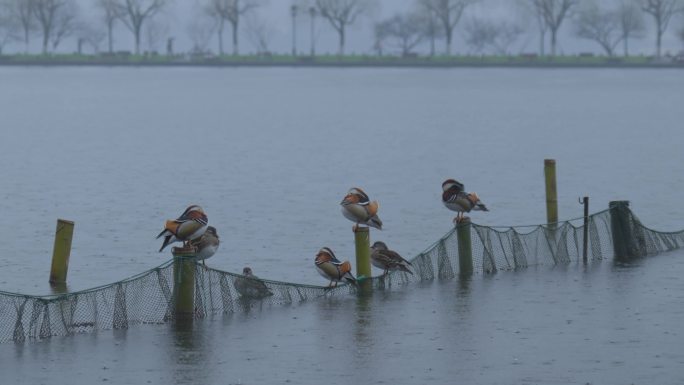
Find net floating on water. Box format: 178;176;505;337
1;205;682;343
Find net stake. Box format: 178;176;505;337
544;159;558;227
457;217;473;275
354;226;373;293
172;246;196;319
49;219;74;287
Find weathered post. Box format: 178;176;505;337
457;218;473;275
49;219;74;286
172;248;196;318
581;197;589;263
544;159;558;226
354;226;372;291
609;200;634;261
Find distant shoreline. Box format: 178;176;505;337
1;54;682;69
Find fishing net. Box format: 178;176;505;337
1;203;682;343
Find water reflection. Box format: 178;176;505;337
166;320;213;385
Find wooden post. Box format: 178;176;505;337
544;159;558;226
581;197;589;263
609;200;634;262
49;219;74;286
354;226;372;291
457;218;473;275
172;248;196;318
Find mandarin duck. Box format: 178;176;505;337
441;179;488;224
234;267;274;299
340;187;383;230
157;205;208;252
370;241;413;275
188;226;219;264
315;247;356;287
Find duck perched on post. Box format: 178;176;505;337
340;187;383;231
188;226;220;264
314;247;356;287
157;205;208;252
441;179;488;224
370;241;413;276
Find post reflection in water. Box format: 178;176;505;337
168;319;213;385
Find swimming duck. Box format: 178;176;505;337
157;205;208;252
441;179;488;223
188;226;219;264
370;241;413;275
234;267;274;299
340;187;383;230
314;247;356;287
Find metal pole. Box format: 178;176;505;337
457;218;473;275
544;159;558;227
581;196;589;263
49;219;74;286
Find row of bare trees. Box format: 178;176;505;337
373;0;684;58
0;0;683;57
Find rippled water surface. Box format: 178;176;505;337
0;67;683;384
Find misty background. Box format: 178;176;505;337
1;0;683;58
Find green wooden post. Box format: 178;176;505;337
49;219;74;286
172;249;196;318
457;218;473;275
544;159;558;226
610;200;634;261
354;226;372;290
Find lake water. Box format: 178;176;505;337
0;67;683;384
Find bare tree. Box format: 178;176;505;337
96;0;122;54
315;0;375;55
0;5;17;54
528;0;578;56
518;0;548;55
416;5;444;57
49;1;79;52
204;0;228;55
4;0;35;54
374;13;425;56
33;0;78;54
144;19;167;53
574;1;622;56
222;0;262;56
116;0;168;55
464;17;524;55
76;23;106;53
640;0;684;57
619;0;645;56
244;14;274;55
309;5;317;56
419;0;479;56
187;13;216;54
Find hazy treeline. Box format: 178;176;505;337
0;0;682;57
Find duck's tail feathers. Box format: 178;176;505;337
158;235;173;252
367;215;383;230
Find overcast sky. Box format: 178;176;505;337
4;0;684;56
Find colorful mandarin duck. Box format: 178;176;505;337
233;267;273;299
315;247;356;287
340;187;383;230
441;179;488;224
157;205;208;252
188;226;219;264
370;241;413;275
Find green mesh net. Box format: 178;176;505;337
1;204;683;343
